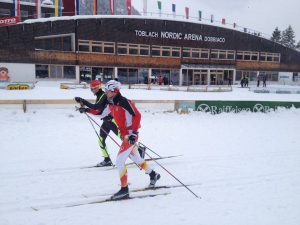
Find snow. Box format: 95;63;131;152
0;81;300;225
1;81;300;102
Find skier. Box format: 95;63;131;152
74;80;117;167
104;79;160;200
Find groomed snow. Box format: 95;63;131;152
1;81;300;102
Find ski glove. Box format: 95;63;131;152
78;107;88;113
127;131;138;145
75;97;83;103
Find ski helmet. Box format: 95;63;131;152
90;80;101;88
105;80;121;93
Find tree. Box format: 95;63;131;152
296;41;300;51
281;25;296;48
270;27;281;43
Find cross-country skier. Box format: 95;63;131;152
104;79;160;200
74;80;117;167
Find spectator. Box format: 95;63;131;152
263;75;267;87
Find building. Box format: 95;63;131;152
0;15;300;85
0;0;55;20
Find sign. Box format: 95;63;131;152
195;101;300;114
135;30;225;43
0;17;19;27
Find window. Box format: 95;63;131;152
64;66;76;79
35;35;73;51
211;49;235;60
236;51;259;61
183;48;209;59
260;52;280;63
151;45;181;58
78;40;115;54
36;65;49;79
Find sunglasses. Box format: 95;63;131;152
90;87;98;91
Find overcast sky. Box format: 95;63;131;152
132;0;300;42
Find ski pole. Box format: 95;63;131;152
79;108;141;169
79;113;162;158
145;151;200;199
138;142;162;158
83;111;115;167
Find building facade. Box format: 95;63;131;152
0;16;300;85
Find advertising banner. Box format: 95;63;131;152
0;17;19;27
195;101;300;114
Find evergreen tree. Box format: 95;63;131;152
281;25;296;48
270;27;281;43
296;41;300;51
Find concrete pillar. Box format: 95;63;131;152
179;69;183;86
114;67;118;79
75;65;80;83
207;69;210;85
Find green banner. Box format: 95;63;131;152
195;101;300;114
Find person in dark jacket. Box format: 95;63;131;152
104;80;160;200
75;80;117;167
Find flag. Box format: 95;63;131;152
110;0;115;15
172;4;176;18
36;0;41;18
221;18;225;25
198;10;202;21
185;7;189;19
93;0;97;15
143;0;147;15
59;0;62;16
54;0;59;16
157;1;161;16
13;0;20;19
233;23;236;28
126;0;132;15
210;14;214;23
244;28;247;32
75;0;80;15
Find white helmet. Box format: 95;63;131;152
105;80;121;93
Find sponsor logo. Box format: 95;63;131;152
196;103;283;114
0;17;18;27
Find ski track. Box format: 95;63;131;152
0;108;300;225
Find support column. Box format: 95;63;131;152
114;67;118;79
179;69;183;86
75;65;80;83
207;69;210;85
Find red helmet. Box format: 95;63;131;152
90;80;101;88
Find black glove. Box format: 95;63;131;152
75;97;83;103
78;107;88;114
127;131;138;145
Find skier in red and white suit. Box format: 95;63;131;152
104;80;160;200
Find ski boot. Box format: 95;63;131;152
96;157;113;167
149;170;161;187
111;186;129;200
138;145;146;159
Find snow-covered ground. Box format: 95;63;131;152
0;82;300;225
1;81;300;102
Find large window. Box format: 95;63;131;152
78;40;115;54
36;65;76;79
182;48;209;59
260;52;280;63
210;49;235;60
35;35;73;51
117;43;150;56
151;46;181;58
236;51;259;61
